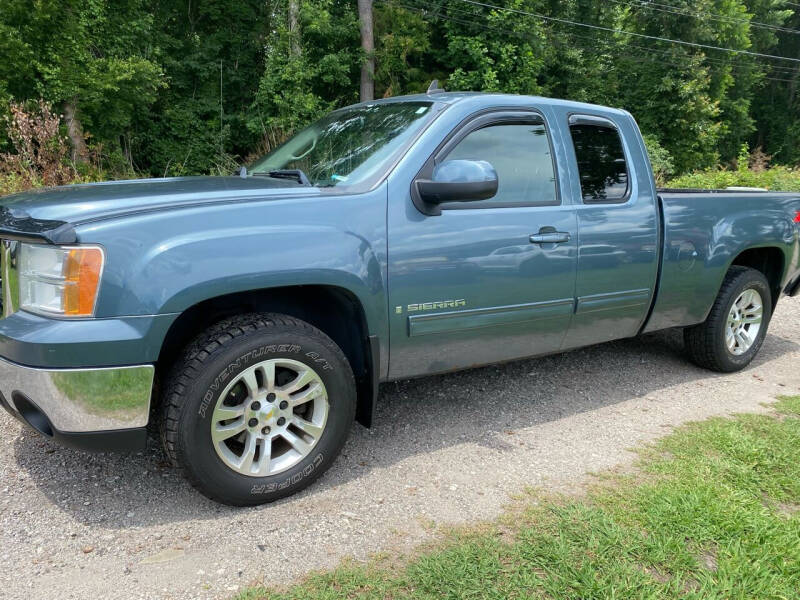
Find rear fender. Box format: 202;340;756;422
644;201;797;332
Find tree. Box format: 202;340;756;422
358;0;375;101
1;0;798;179
751;3;800;164
132;0;272;175
0;0;163;165
289;0;302;57
249;0;360;151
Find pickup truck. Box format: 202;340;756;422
1;91;799;506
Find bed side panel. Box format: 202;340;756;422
643;192;800;332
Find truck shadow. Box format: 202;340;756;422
8;326;800;527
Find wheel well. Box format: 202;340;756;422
155;285;375;426
731;247;784;308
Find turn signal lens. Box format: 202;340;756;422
19;244;105;317
63;248;104;316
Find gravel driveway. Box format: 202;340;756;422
2;298;799;600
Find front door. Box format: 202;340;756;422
387;109;578;379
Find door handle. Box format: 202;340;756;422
530;231;571;244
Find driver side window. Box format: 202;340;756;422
442;121;559;208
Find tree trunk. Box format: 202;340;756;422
288;0;301;58
358;0;374;102
63;99;88;164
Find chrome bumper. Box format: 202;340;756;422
0;356;154;433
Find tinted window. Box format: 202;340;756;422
443;122;558;207
569;123;629;203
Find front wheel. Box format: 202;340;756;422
160;313;355;506
684;266;772;373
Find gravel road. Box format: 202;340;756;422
2;298;799;600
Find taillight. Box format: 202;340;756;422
795;210;800;223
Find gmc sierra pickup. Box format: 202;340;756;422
0;91;799;505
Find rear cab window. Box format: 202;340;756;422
568;116;629;204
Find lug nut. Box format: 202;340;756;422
250;401;261;411
279;400;288;409
277;417;286;426
267;393;276;402
248;418;259;427
261;426;271;435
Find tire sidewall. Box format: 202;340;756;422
175;327;354;505
715;272;772;371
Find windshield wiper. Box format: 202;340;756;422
252;169;312;187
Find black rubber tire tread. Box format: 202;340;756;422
683;266;772;373
159;312;355;505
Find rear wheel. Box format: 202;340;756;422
684;266;772;372
160;313;355;506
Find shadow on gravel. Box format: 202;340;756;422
10;328;800;527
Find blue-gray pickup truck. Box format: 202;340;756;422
1;91;799;505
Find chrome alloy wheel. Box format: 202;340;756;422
210;358;329;477
726;288;763;356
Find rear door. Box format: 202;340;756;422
555;111;660;350
387;108;578;379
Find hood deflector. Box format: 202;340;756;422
0;207;77;244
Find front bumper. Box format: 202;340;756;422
0;356;153;451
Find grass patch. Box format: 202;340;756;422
237;396;800;599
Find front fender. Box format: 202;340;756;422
79;188;388;352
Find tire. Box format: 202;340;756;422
684;266;772;373
160;313;355;506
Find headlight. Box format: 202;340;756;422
18;244;105;317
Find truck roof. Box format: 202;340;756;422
347;91;631;118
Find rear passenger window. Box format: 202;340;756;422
443;122;558;207
569;122;629;203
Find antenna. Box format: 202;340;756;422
427;79;445;94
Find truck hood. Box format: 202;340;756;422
0;176;319;244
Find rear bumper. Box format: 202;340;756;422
0;356;153;452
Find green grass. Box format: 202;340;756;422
237;396;800;599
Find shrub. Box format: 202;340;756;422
643;134;675;187
667;165;800;192
0;100;76;194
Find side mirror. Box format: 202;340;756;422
414;159;498;215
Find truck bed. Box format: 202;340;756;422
642;189;800;333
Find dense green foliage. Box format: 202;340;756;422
237;396;800;598
669;165;800;190
669;144;800;190
1;0;799;180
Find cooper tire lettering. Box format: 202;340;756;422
249;453;325;495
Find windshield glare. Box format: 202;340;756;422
249;101;435;188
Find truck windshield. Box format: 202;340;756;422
249;101;436;188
